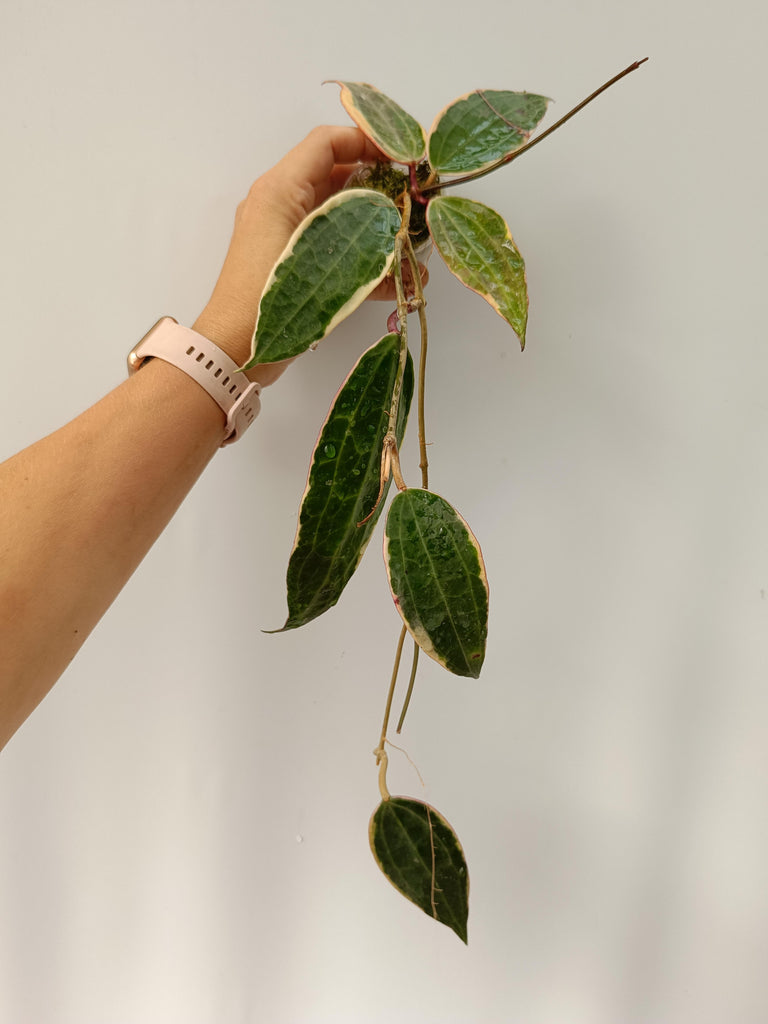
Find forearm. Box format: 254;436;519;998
0;356;228;749
0;125;385;750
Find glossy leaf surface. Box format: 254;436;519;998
428;89;550;174
279;334;413;630
370;797;469;943
427;195;528;348
384;489;488;678
332;81;426;164
244;190;400;367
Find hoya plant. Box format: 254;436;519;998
242;59;647;943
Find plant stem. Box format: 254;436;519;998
396;643;420;734
372;198;417;800
374;623;408;800
375;188;437;766
378;624;407;747
381;193;413;494
403;237;430;490
376;749;391;802
393;234;430;735
357;195;414;527
386;192;414;440
421;58;648;196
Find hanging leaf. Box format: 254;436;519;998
276;334;413;630
331;81;426;164
384;489;488;678
369;796;469;943
427;195;528;348
428;89;550;175
243;190;401;368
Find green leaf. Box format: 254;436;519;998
427;195;528;348
243;190;401;367
369;797;469;943
428;89;550;175
278;334;413;630
331;81;426;164
384;489;488;678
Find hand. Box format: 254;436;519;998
193;126;427;386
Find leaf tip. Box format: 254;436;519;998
262;616;303;634
468;654;484;679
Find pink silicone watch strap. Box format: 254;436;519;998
128;318;261;445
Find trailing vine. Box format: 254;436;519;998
242;59;647;942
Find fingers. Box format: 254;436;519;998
312;163;370;207
329;163;369;193
196;127;398;367
368;278;398;302
322;124;385;167
285;126;383;191
275;126;386;210
368;263;429;301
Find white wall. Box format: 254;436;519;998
1;1;766;1021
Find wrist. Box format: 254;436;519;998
128;318;261;445
192;306;254;372
192;307;296;389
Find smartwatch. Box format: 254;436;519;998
127;317;261;445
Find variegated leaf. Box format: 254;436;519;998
370;797;469;943
427;195;528;348
278;333;413;630
331;81;426;164
384;489;488;678
243;190;400;367
428;89;550;175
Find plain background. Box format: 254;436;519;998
1;1;766;1022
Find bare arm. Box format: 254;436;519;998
0;126;386;751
